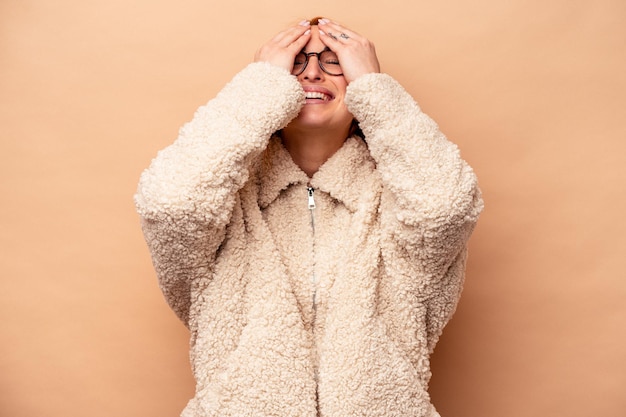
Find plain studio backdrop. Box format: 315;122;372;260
1;1;625;416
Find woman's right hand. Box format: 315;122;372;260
254;20;311;73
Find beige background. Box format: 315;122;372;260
1;1;625;416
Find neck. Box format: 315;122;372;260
281;125;350;178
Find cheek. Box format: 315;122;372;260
335;79;348;95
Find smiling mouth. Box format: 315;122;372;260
305;91;333;101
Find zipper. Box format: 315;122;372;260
307;186;319;414
307;186;317;307
307;186;316;210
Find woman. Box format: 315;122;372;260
135;17;483;417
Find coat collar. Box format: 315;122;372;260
257;135;377;212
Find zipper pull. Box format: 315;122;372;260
307;187;316;210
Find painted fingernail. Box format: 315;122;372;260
304;29;311;35
319;18;330;24
299;19;310;26
319;30;326;35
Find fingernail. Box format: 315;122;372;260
319;18;330;24
319;30;326;35
304;29;311;35
299;19;310;26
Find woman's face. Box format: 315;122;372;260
285;26;353;135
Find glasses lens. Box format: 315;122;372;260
292;52;307;75
319;50;342;75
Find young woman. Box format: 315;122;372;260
135;17;483;417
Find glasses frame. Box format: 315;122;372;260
292;48;343;76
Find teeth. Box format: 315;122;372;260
305;91;331;101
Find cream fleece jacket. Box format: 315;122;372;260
135;62;483;417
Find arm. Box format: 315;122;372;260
346;73;483;350
318;18;482;348
134;62;304;323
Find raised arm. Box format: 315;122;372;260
346;72;483;349
135;21;316;324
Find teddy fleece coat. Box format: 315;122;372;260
135;62;483;417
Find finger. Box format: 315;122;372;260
272;21;310;47
288;29;311;52
318;19;360;41
318;29;340;47
254;22;311;70
318;28;349;51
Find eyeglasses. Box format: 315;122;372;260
292;48;343;76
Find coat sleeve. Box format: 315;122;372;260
134;62;305;324
345;73;483;351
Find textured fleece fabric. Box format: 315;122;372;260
135;62;483;417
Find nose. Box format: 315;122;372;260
299;55;324;81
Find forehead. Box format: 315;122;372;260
303;26;325;53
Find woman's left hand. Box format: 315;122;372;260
317;19;381;83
